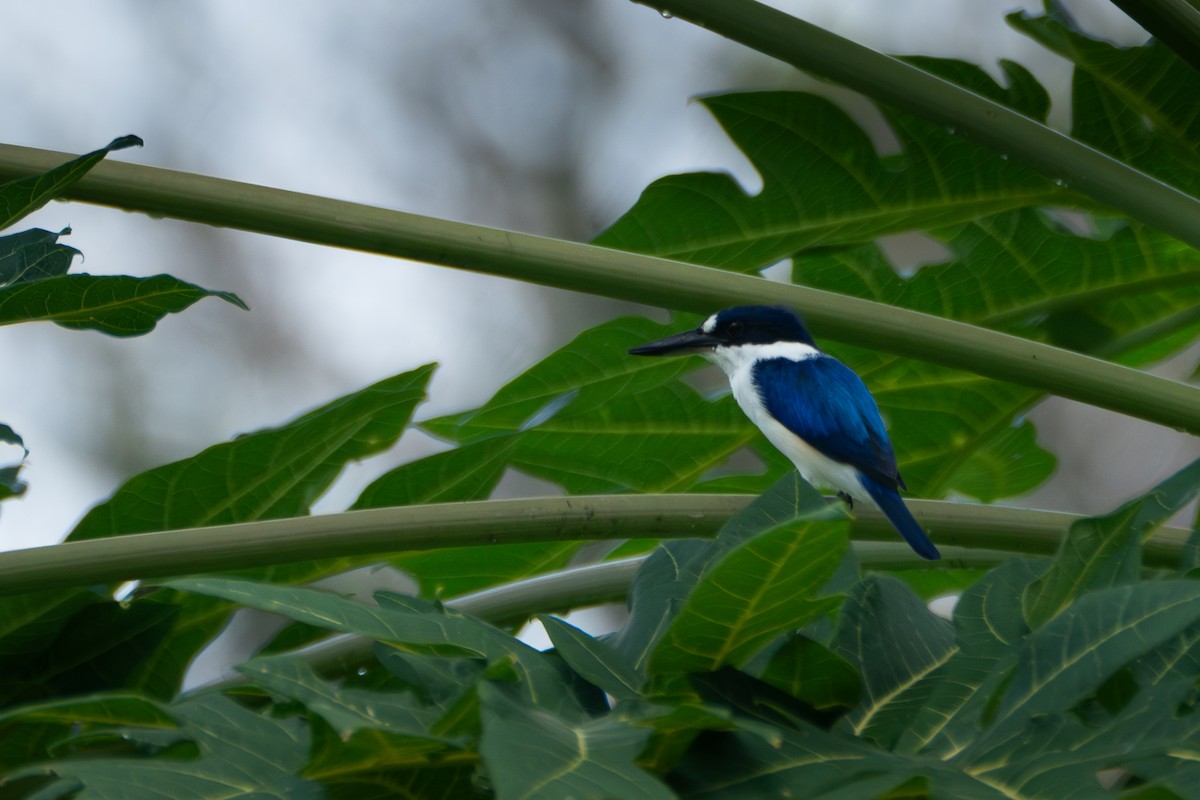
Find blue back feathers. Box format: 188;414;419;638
753;356;904;490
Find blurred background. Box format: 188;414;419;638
0;0;1195;560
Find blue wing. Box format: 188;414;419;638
753;356;903;490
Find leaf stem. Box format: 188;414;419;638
1105;0;1200;73
0;495;1188;596
0;145;1197;433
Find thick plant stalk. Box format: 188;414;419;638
0;145;1198;434
0;495;1188;596
1106;0;1200;73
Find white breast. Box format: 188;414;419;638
706;344;867;501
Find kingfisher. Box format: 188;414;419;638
629;305;940;560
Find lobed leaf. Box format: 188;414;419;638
1022;458;1200;628
648;514;846;676
479;682;673;800
595;87;1066;267
71;364;434;539
831;575;957;749
615;473;828;673
539;615;642;701
1009;11;1200;196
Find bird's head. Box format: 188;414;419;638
629;305;817;359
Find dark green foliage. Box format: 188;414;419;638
0;144;244;338
1;6;1199;799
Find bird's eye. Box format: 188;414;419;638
725;320;745;338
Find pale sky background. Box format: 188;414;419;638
1;0;1195;560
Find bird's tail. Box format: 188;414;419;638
859;475;940;560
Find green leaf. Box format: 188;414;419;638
595;89;1065;267
167;578;480;657
670;728;932;800
479;681;673;800
423;315;759;496
757;634;862;712
353;438;513;508
0;591;179;708
0;273;247;337
0;465;26;503
0;693;175;772
832;575;957;749
615;473;827;673
648;513;846;676
238;654;464;780
0;135;141;231
238;654;450;742
0;228;78;286
423;315;697;442
71;364;434;540
961;580;1200;765
1009;11;1200;195
895;558;1043;757
48;366;434;700
167;578;599;721
1023;458;1200;628
798;211;1200;499
539;615;642;701
507;381;755;494
8;694;319;799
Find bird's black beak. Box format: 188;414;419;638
628;328;719;356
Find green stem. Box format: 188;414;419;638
287;542;1048;678
0;146;1197;433
639;0;1200;250
1105;0;1200;73
0;495;1188;597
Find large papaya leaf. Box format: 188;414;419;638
1009;9;1200;196
0;135;141;231
594;79;1068;267
647;514;846;676
71;365;434;540
6;694;320;800
1022;458;1200;628
367;317;758;598
798;211;1200;496
615;473;830;674
479;682;673;800
168;577;600;722
0;366;435;703
418;315;760;500
570;38;1197;502
830;575;958;750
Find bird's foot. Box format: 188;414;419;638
836;491;854;509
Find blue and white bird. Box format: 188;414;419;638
629;305;939;560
